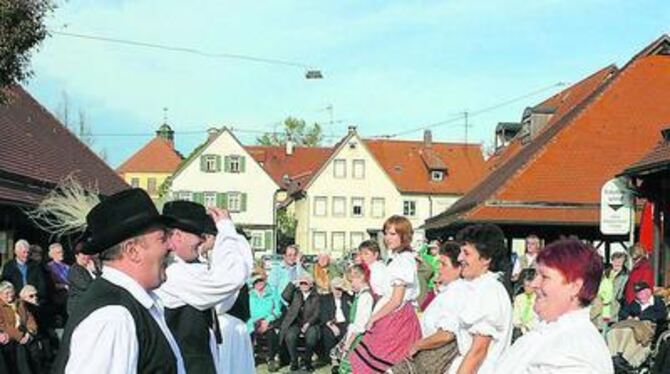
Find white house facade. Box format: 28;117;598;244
169;128;278;252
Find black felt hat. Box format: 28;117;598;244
83;188;173;255
203;215;217;235
634;281;651;293
162;200;208;236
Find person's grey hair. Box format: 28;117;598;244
99;237;140;262
14;239;29;252
0;281;15;293
19;285;37;300
49;242;63;254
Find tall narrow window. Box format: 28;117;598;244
351;197;364;217
314;197;327;216
403;200;417;217
333;159;346;178
332;197;346;217
352;159;365;179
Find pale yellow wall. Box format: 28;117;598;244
123;172;172;199
295;134;401;256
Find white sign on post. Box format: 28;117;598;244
600;178;632;235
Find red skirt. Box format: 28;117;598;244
350;303;421;374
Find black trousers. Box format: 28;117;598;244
0;341;33;374
255;327;280;362
285;325;320;365
320;322;347;360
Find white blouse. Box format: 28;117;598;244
385;250;419;302
368;260;390;298
420;278;467;336
447;271;513;374
346;287;374;339
495;308;614;373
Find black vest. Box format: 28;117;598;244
52;278;179;374
165;305;216;374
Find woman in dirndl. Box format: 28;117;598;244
350;215;422;374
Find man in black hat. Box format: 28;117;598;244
157;201;253;374
53;188;186;374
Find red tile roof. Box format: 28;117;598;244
426;36;670;230
486;65;617;172
365;140;486;194
245;145;332;189
117;136;183;174
621;132;670;176
0;85;128;205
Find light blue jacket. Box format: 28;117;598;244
267;261;306;303
247;285;282;332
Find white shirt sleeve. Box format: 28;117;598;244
65;306;138;374
460;284;506;340
387;253;415;287
159;220;254;310
348;292;374;336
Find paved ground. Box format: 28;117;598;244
255;362;332;374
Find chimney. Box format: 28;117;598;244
207;127;220;141
423;130;433;148
348;125;357;134
286;139;294;155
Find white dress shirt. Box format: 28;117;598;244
157;219;254;311
368;260;390;298
334;297;346;323
495;308;614;373
448;271;513;374
156;219;253;368
420;278;467;336
65;266;186;374
346;287;374;339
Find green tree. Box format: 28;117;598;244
257;116;323;146
0;0;54;101
276;208;297;250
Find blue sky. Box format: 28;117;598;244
25;0;670;167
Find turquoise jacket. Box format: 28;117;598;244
267;261;306;303
247;285;282;333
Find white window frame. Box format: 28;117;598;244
351;197;364;218
204;192;217;208
371;197;385;218
204;155;217;172
250;231;264;249
333;159;347;178
227;192;241;212
332;232;345;251
130;178;140;188
314;196;327;217
178;191;193;201
229;155;241;173
431;170;444;181
313;231;327;250
352;159;365;179
350;232;365;249
403;200;417;217
332;196;346;217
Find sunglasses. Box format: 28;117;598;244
299;281;310;286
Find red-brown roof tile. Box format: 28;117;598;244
0;85;128;205
365;140;486;195
621;132;670;176
245;145;332;188
427;36;670;230
117;137;183;174
486;65;617;172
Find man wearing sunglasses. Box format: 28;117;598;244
278;274;321;372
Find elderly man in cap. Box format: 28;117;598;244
156;201;253;374
280;273;321;372
53;188;186;374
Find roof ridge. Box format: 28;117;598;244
437;65;617;220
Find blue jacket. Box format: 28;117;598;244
247;285;282;333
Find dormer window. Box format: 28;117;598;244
431;170;444;181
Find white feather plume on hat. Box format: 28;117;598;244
26;174;100;238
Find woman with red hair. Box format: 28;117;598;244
496;239;613;373
350;215;422;373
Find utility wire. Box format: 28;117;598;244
49;30;313;69
375;81;567;138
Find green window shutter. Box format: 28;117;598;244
241;193;247;212
217;192;228;208
200;155;207;171
240;156;246;173
264;230;272;250
224;156;231;172
215;155;222;172
193;192;204;204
